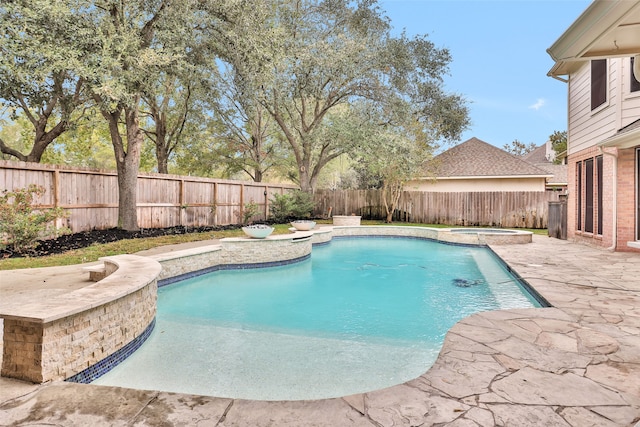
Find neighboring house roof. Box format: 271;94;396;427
533;163;568;186
522;144;549;163
430;137;552;178
547;0;640;78
522;143;568;186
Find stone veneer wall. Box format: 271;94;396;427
2;285;156;383
154;232;320;282
1;255;160;384
330;226;532;245
218;235;312;265
332;216;361;226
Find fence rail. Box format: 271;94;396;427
314;189;561;228
0;160;298;232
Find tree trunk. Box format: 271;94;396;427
118;105;143;231
0;118;67;163
102;100;142;231
299;166;312;192
383;181;402;223
154;110;169;174
155;136;169;174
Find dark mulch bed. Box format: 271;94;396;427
0;225;241;259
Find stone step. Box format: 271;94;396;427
81;264;106;282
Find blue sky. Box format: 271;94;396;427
379;0;592;149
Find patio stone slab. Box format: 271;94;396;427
1;233;639;426
487;404;571;427
491;367;628;406
217;398;374;427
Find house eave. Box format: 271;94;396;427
598;127;640;150
547;0;640;77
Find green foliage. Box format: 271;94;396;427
549;130;567;164
503;140;537;156
0;185;69;254
235;0;469;191
269;191;315;222
241;200;261;224
269;193;294;223
290;191;315;218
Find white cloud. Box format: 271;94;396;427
529;98;546;110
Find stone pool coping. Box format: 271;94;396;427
1;230;639;426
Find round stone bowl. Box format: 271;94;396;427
242;225;275;239
290;220;316;231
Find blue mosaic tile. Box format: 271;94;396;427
65;318;156;384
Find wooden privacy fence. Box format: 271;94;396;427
314;189;562;228
0;160;298;232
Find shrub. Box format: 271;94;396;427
242;200;260;224
269;193;294;223
0;184;69;254
290;190;315;218
269;190;315;222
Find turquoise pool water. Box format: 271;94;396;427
94;237;540;400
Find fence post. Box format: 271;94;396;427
239;183;245;223
212;182;218;226
53;169;62;229
178;179;185;226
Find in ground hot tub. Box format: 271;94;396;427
442;228;532;245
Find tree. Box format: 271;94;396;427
251;0;468;192
0;1;91;162
207;65;287;182
82;0;229;230
503;139;537;156
141;74;205;174
351;108;433;222
549;130;567;164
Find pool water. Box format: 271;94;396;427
93;237;540;400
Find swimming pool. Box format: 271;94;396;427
93;237;542;400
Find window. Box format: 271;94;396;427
631;57;640;93
577;162;582;231
585;158;594;233
577;157;604;235
637;148;640;240
591;59;607;110
597;156;603;235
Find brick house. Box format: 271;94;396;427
547;0;640;252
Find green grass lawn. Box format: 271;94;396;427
0;221;547;271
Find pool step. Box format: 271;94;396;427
82;264;107;282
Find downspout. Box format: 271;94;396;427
600;147;618;251
599;59;624;251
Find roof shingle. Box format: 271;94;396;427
432;137;552;178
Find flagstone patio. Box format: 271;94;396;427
0;234;638;426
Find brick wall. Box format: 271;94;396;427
567;145;639;252
617;147;639;251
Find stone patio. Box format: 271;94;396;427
0;234;639;426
